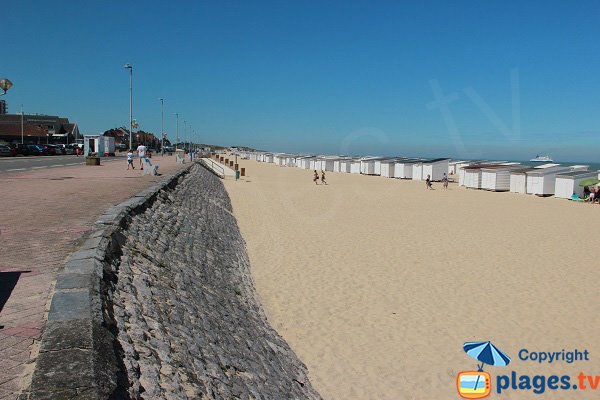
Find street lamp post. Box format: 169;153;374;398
20;104;24;145
123;64;133;151
184;120;187;153
0;78;13;96
159;98;164;155
174;113;179;150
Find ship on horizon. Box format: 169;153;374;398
530;154;553;162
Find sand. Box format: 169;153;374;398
223;160;600;399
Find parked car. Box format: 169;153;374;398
26;144;49;156
163;146;175;154
0;144;13;157
42;144;58;155
12;143;31;156
51;144;66;155
63;144;76;155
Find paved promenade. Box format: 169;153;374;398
0;154;185;400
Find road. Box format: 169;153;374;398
0;155;121;173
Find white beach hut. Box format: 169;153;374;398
394;159;421;179
462;165;486;189
264;153;274;163
509;168;534;193
360;157;379;175
296;156;313;169
422;158;450;181
554;170;599;199
320;158;335;172
448;160;466;175
411;162;424;181
339;159;354;173
480;163;522;191
527;164;588;196
273;154;286;166
380;160;397;178
350;160;362;174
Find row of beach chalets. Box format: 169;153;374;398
234;151;600;200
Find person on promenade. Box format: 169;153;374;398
75;146;80;157
442;173;448;189
426;174;433;189
313;170;319;185
137;143;147;169
127;151;135;170
321;170;327;185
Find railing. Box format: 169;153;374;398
201;157;225;178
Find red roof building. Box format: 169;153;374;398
0;114;81;144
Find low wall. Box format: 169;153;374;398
24;163;320;399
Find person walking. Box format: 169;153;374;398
75;146;80;157
321;170;327;185
136;143;147;169
442;173;448;189
127;150;135;170
313;170;319;185
426;174;433;189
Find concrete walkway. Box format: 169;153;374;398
0;154;185;400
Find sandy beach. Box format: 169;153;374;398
223;160;600;399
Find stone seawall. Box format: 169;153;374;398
24;163;320;400
109;164;320;399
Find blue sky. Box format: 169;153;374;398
3;1;600;162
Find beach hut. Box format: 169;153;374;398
461;163;504;189
462;165;484;189
333;159;342;172
411;162;424;181
264;153;274;163
380;160;397;178
333;158;351;173
394;159;421;179
509;168;535;193
448;160;466;175
360;157;380;175
273;154;286;166
480;163;522;191
350;160;362;174
554;170;599;199
422;158;450;181
527;164;588;196
339;159;354;173
296;156;313;169
319;158;336;172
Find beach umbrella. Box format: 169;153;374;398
464;341;511;370
464;341;511;392
579;178;600;187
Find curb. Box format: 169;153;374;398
21;164;195;400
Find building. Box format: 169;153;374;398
0;114;80;144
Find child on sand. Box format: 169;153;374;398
426;174;433;189
442;173;448;189
321;170;327;185
313;170;319;185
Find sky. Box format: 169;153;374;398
2;1;600;162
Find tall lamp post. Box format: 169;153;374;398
123;64;133;151
184;120;187;152
174;113;179;150
0;78;13;96
21;105;24;144
159;98;165;155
